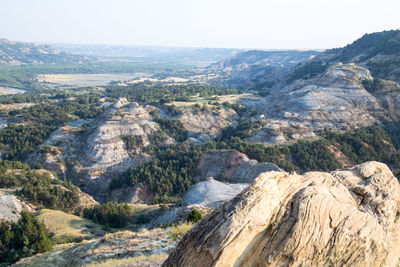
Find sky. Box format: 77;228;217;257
1;0;399;50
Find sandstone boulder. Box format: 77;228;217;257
163;161;400;267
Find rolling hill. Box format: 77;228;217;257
287;30;400;83
0;38;92;65
206;49;319;89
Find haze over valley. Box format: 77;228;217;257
0;1;400;266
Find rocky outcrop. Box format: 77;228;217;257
74;99;165;200
0;192;32;222
239;64;387;145
183;149;281;209
109;184;153;203
31;99;164;202
182;178;248;209
83;98;159;171
267;64;383;125
14;229;175;266
178;108;238;140
197;149;280;183
164;161;400;267
29;99;241;202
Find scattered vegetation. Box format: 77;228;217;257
221;101;249;116
290;139;342;171
290;30;400;82
0;160;80;211
146;130;169;152
124;134;144;152
287;61;328;82
111;143;206;203
324;126;400;167
0;92;48;104
0;94;105;159
221;120;263;139
362;78;386;92
169;223;192;241
331;30;400;62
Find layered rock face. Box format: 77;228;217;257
84;98;158;171
163;161;400;267
34;98;163;201
197;149;280;183
182;150;280;209
240;63;387;145
178;108;238;141
266;63;383;126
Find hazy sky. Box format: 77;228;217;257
1;0;399;49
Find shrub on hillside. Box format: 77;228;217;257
0;211;53;265
83;201;132;228
187;209;202;223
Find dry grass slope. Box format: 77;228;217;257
37;209;102;244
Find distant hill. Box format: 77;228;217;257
0;38;92;65
48;43;243;67
288;30;400;83
206;50;319;90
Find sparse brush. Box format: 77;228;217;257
169;223;193;241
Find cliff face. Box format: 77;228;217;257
163;161;400;267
